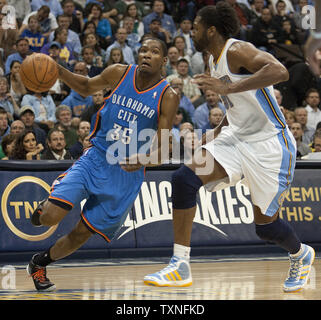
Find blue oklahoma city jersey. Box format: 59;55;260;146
90;64;169;162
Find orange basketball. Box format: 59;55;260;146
20;53;58;93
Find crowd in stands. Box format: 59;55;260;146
0;0;320;162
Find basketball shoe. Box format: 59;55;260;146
144;255;192;287
27;254;56;291
283;244;315;292
31;199;46;226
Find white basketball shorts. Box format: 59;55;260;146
202;126;297;216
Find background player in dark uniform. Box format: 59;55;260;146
27;38;179;292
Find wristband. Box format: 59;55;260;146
310;30;321;39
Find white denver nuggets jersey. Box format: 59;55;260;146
209;38;287;142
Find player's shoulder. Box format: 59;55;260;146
227;40;256;57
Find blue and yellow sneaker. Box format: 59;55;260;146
144;256;192;287
283;244;315;292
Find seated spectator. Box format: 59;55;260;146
0;77;20;119
193;89;226;129
284;109;296;126
167;59;202;104
174;17;195;57
115;0;146;22
270;0;294;15
84;3;112;46
305;88;321;130
81;89;106;126
41;27;76;65
11;129;44;160
61;0;84;34
61;62;93;117
294;107;315;144
281;18;301;45
290;122;311;158
105;47;125;67
20;5;59;39
272;0;295;26
20;14;47;52
190;50;210;76
170;77;195;120
105;27;135;65
249;0;264;25
21;91;56;132
251;7;284;53
173;35;191;63
165;46;179;76
82;32;106;67
81;46;104;77
69;120;91;159
179;129;200;162
301;130;321;159
31;0;63;17
122;16;141;60
5;60;27;105
0;133;16;160
148;17;171;47
41;128;73;160
201;107;224;133
0;107;10;144
54;105;78;149
10;120;25;135
171;108;192;142
48;13;82;57
143;0;176;38
120;2;144;38
19;105;47;147
5;38;30;75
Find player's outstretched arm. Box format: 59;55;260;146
57;63;128;96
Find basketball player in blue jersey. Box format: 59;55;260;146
27;38;179;291
144;3;315;293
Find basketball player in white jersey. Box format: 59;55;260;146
144;3;315;292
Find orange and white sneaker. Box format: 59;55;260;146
144;256;192;287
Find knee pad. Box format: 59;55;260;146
171;165;203;210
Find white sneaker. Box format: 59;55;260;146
144;255;192;287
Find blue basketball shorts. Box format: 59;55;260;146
48;147;144;242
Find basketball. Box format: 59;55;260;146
20;53;58;93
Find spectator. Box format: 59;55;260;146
305;88;321;130
0;107;10;144
251;7;283;53
82;32;106;66
41;128;73;160
284;109;296;126
294;107;315;144
121;2;144;38
31;0;63;17
193;89;226;129
281;18;301;45
54;104;78;149
272;0;295;26
105;27;135;65
105;47;125;67
147;17;171;47
81;89;106;125
115;0;146;22
170;77;195;120
21;91;56;131
11;129;44;160
191;50;210;76
80;20;108;50
122;16;141;60
165;46;179;76
301;130;321;159
143;0;176;38
167;59;202;104
0;76;20;118
61;62;93;117
173;35;191;63
41;27;76;65
84;3;112;46
179;129;200;162
174;16;195;57
249;0;264;25
201;107;224;133
10;120;25;135
61;0;84;33
270;0;294;15
5;38;30;75
19;105;47;147
0;133;16;160
69;120;91;159
20;5;59;38
81;45;104;77
48;13;82;56
290;122;311;158
20;14;48;52
6;60;27;105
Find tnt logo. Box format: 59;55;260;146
1;176;58;241
1;266;16;290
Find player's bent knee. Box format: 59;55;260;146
39;201;69;226
172;165;203;210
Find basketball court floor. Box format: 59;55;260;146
0;254;320;300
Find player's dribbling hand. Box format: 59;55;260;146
192;74;230;95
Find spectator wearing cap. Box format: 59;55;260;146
148;18;171;47
143;0;176;38
19;105;47;147
31;0;63;17
5;39;30;75
20;14;48;53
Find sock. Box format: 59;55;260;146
173;243;191;260
290;243;304;258
255;218;301;254
33;248;55;267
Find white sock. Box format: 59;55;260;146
290;243;304;258
173;243;190;260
